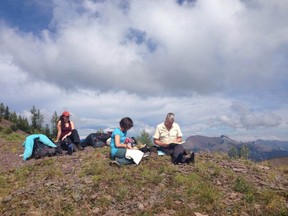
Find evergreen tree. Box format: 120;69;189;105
4;106;10;120
17;115;30;133
136;130;153;147
240;144;249;160
44;124;51;138
50;111;59;139
228;146;239;159
10;111;17;123
30;106;44;133
0;103;5;118
10;123;18;132
96;128;104;133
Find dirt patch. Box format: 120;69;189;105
0;138;106;173
0;138;31;172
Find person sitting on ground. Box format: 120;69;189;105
81;131;111;148
153;112;194;164
110;117;144;167
55;111;83;155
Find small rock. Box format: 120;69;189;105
256;165;270;170
216;180;221;185
138;202;145;210
232;168;247;173
92;207;100;214
194;212;208;216
229;192;238;199
2;195;12;203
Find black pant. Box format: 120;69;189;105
61;129;80;150
160;144;185;162
66;129;80;144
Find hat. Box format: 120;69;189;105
62;111;70;117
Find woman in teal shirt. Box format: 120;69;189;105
110;117;134;167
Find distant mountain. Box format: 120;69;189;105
183;135;288;162
244;139;288;161
183;135;239;153
247;139;288;151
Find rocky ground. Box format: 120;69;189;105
0;138;31;173
0;122;288;215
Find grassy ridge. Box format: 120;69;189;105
0;122;288;215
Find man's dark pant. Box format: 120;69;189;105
160;144;184;162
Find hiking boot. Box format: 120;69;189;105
185;152;195;164
143;152;150;158
67;144;73;155
183;148;192;155
63;138;69;145
173;153;183;164
72;144;78;152
109;160;121;168
77;144;84;150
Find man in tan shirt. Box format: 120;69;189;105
153;113;194;164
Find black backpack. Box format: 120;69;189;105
32;138;62;159
81;133;111;148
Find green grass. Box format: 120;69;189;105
1;147;288;215
1;122;287;215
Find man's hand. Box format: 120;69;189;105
155;139;169;147
162;143;170;147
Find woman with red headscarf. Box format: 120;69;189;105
55;111;83;155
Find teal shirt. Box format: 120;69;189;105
110;128;127;158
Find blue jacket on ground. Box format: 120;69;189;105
22;134;57;161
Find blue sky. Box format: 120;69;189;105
0;0;288;141
0;0;53;32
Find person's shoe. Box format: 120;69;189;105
77;144;84;150
72;144;78;152
183;148;192;155
142;152;150;160
173;153;183;164
185;152;195;164
63;138;69;145
109;160;121;168
67;144;73;155
143;152;150;158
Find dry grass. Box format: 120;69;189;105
1;149;288;215
0;126;288;215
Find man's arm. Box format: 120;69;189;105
153;138;169;148
175;136;182;143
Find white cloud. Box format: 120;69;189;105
231;103;282;129
0;0;286;95
0;0;288;141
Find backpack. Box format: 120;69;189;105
81;133;111;148
32;138;62;159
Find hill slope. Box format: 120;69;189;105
0;123;288;215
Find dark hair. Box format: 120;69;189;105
59;115;64;121
119;117;133;131
58;115;70;128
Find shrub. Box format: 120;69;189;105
4;127;13;134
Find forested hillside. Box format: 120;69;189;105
0;102;58;139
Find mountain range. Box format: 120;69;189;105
183;135;288;161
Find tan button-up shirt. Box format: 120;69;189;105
153;122;183;144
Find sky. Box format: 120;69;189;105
0;0;288;141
